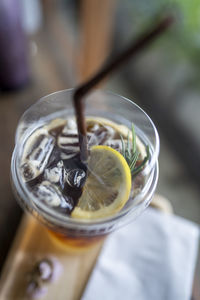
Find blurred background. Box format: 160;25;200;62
0;0;200;291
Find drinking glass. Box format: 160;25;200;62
11;89;159;251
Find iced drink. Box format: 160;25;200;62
11;89;159;250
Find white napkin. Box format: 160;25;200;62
82;208;199;300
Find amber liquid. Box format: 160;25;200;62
48;230;106;252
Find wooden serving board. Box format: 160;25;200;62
0;214;103;300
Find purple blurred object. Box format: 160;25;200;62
0;0;29;90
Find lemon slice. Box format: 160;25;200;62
71;145;131;220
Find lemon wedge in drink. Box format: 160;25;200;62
71;145;131;220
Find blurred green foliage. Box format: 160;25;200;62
119;0;200;45
117;0;200;84
172;0;200;38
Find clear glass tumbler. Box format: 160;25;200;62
11;89;159;251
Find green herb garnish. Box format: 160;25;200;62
120;124;150;176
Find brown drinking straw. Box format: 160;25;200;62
74;16;173;163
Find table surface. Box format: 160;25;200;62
0;19;199;300
0;214;103;300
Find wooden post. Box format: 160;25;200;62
78;0;116;83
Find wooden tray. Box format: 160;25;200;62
0;214;103;300
0;195;174;299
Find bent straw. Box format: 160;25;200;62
74;16;173;162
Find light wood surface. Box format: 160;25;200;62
0;214;103;300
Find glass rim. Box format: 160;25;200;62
11;88;160;229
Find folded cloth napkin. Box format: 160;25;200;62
82;208;199;300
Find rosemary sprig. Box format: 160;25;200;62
120;124;150;176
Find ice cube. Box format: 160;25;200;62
58;134;79;149
46;119;67;137
57;130;79;160
60;119;77;138
58;120;93;159
89;123;100;132
21;162;35;182
33;181;61;206
44;160;66;189
63;118;77;132
46;146;61;168
105;139;122;151
27;135;55;165
21;133;55;182
87;132;98;147
33;181;74;212
66;169;86;188
60;152;77;160
88;125;115;146
101;125;115;143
